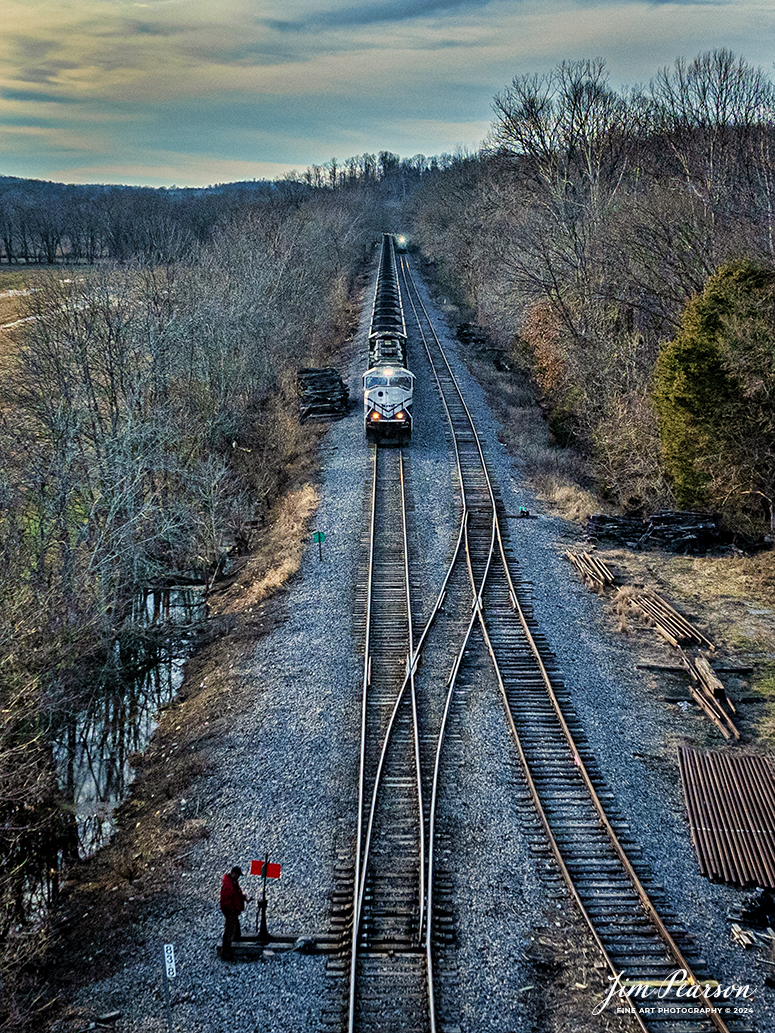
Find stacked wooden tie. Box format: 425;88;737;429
564;550;740;739
298;367;349;421
564;550;616;589
629;590;739;739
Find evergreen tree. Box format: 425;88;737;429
653;259;775;530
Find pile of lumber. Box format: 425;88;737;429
680;652;740;740
564;548;742;739
585;510;723;552
630;589;714;650
627;590;740;738
298;367;349;422
564;551;616;588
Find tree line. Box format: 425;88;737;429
407;48;775;534
0;152;448;267
0;177;314;266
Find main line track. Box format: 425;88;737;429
345;445;431;1032
398;254;752;1033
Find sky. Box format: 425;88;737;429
0;0;774;188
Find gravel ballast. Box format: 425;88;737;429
64;257;772;1033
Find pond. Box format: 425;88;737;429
50;586;207;858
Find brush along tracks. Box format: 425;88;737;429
397;256;752;1033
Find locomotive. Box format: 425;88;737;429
363;234;414;444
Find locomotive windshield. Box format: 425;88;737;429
364;371;413;390
390;373;412;390
364;373;388;389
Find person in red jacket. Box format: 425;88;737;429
219;866;248;960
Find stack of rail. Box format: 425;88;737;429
679;747;775;888
564;550;616;588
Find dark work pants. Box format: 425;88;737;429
221;910;241;956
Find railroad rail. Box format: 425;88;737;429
398;254;752;1033
346;445;427;1031
340;241;504;1030
343;432;482;1032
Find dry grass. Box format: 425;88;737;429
754;669;775;746
585;545;775;746
611;584;641;634
598;550;775;645
665;550;775;607
660;552;775;669
210;481;320;616
0;268;68;376
0;275;29;375
468;353;600;520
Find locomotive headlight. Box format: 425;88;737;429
369;411;381;421
395;411;406;420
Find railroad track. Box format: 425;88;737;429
327;327;490;1031
398;255;753;1033
316;442;435;1033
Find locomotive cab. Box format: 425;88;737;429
363;364;414;443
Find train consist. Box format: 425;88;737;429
363;234;414;444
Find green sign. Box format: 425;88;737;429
313;530;325;561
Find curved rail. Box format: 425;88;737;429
348;442;471;1031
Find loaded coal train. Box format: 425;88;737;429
363;234;414;444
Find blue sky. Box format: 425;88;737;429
0;0;773;186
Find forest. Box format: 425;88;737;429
409;50;775;534
2;46;775;1030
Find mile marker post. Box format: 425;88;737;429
313;530;325;561
162;943;175;1033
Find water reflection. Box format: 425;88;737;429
51;587;205;857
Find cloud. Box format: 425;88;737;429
0;0;773;185
2;88;82;105
264;0;499;31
